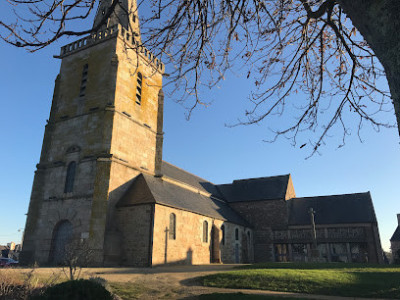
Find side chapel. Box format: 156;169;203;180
20;0;383;266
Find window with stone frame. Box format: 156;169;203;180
350;243;368;263
136;72;142;105
330;243;348;262
221;225;225;245
169;213;176;240
203;221;208;243
235;228;239;241
317;243;329;262
64;161;76;193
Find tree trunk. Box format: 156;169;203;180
338;0;400;137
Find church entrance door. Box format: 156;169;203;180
210;225;221;263
49;220;73;264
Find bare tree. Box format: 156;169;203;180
62;239;94;281
1;0;399;154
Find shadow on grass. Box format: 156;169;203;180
182;293;310;300
89;264;238;275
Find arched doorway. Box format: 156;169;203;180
49;220;73;264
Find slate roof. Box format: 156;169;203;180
116;161;377;228
287;192;377;226
216;175;290;202
117;173;249;226
161;161;221;197
390;227;400;242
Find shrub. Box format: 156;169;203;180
29;279;113;300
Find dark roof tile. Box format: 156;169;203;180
117;174;249;226
217;175;290;202
391;227;400;242
161;161;221;197
287;192;377;225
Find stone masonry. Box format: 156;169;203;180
20;0;164;265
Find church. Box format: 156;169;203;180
20;0;383;266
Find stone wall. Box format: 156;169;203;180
111;37;163;174
151;204;252;265
390;215;400;263
103;161;141;265
32;197;93;264
115;204;153;266
230;199;287;262
391;240;400;263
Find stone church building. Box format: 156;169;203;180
20;0;383;266
390;214;400;263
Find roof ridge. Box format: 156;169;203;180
232;174;290;183
162;160;213;184
292;191;371;200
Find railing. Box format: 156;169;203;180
59;24;164;72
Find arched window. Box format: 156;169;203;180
49;220;73;264
79;64;88;97
169;213;176;240
136;72;142;105
203;221;208;243
64;161;76;193
221;225;225;245
235;228;239;241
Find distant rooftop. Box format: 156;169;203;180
288;192;377;225
217;174;290;202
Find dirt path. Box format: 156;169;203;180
8;265;387;300
9;265;240;299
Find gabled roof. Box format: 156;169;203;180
287;192;377;226
161;161;221;197
216;174;291;203
390;227;400;242
117;174;249;226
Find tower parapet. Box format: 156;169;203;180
57;24;164;73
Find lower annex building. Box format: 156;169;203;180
20;0;384;266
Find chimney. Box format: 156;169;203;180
397;214;400;226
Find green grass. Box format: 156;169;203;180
202;263;400;299
198;293;309;299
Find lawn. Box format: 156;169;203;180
198;293;309;300
202;263;400;299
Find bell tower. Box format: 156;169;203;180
20;0;164;265
93;0;141;37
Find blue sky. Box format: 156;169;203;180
1;3;400;252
